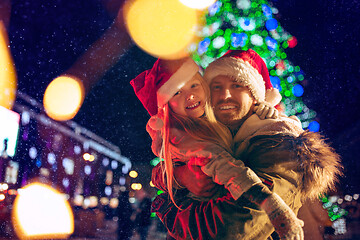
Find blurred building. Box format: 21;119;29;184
0;91;132;237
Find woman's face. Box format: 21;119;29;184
168;73;206;118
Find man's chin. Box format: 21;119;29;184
215;114;239;127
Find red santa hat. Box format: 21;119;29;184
130;57;200;116
204;49;281;106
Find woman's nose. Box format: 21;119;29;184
187;94;195;100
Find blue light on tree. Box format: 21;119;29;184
270;76;282;91
262;4;272;18
266;36;278;51
292;84;304;97
231;33;248;47
308;121;320;132
265;18;278;31
198;38;211;55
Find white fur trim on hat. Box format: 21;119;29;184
157;58;199;108
265;88;282;106
204;57;265;102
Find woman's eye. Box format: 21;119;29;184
174;91;181;96
233;84;242;88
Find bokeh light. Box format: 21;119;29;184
43;75;84;121
129;170;138;178
0;22;17;109
12;182;74;239
179;0;216;9
308;121;320;132
131;183;142;190
292;84;304;97
123;0;202;59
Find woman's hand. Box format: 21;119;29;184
254;102;279;120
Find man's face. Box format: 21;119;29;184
210;75;255;129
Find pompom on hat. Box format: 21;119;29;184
204;49;282;106
130;57;200;129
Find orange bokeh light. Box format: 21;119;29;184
12;182;74;239
43;75;84;121
0;21;17;109
123;0;203;59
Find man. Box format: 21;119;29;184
151;49;342;240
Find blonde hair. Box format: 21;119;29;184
158;74;232;208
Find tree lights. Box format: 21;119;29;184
191;0;318;131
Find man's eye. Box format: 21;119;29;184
191;83;199;88
212;85;220;90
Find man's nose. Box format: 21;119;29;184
223;89;231;99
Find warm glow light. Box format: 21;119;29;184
82;153;95;162
129;170;138;178
0;194;5;201
8;189;17;195
12;182;74;239
1;183;8;191
123;0;202;59
100;197;109;205
43;75;84;121
109;198;119;208
131;183;142;190
0;22;17;109
179;0;216;9
150;181;155;187
73;195;84;207
83;153;91;161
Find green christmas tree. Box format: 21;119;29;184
191;0;318;131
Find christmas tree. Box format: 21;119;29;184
191;0;319;131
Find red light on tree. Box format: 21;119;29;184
287;36;298;48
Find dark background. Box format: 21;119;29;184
7;0;360;193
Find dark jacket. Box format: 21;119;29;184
151;115;342;239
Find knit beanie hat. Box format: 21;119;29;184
204;49;281;106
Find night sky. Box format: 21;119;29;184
7;0;360;193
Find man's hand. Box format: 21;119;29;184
174;160;219;198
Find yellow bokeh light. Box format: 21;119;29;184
129;170;138;178
100;197;109;205
83;153;95;162
131;183;142;191
0;21;17;109
179;0;216;9
109;198;119;208
83;153;90;161
0;193;5;201
43;75;84;121
1;183;8;191
12;182;74;240
123;0;203;59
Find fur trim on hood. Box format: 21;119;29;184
295;130;343;200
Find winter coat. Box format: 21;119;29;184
151;114;342;240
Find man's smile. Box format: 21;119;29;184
219;105;236;110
